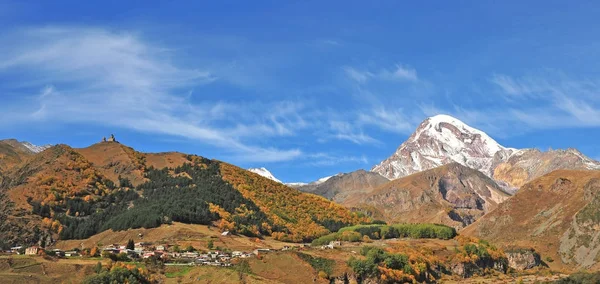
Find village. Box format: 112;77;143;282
2;237;327;268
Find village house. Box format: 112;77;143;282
51;249;65;257
253;248;271;255
25;246;40;255
10;246;22;254
156;245;166;251
240;253;254;258
134;242;152;253
321;241;342;250
65;251;79;257
121;249;139;258
143;251;164;259
102;247;120;254
181;251;199;258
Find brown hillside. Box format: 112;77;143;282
347;163;510;229
0;144;117;246
463;169;600;271
0;139;36;171
75;142;189;186
1;140;366;247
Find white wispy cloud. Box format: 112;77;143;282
0;26;303;162
325;121;380;145
381;64;418;82
427;73;600;138
343;63;418;84
307;153;369;166
358;107;415;134
343;66;373;84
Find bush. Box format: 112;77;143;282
348;248;427;283
545;256;554;263
312;223;456;246
347;257;379;279
296;252;334;276
83;263;151;284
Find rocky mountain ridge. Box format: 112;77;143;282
371;115;600;192
294;170;389;203
348;163;511;229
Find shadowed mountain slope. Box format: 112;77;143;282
463;169;600;271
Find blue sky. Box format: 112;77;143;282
1;1;599;183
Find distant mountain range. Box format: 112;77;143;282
255;115;599;205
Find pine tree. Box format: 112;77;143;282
126;239;135;250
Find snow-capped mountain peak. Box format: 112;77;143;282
372;115;508;179
21;141;52;153
314;173;344;185
414;114;504;154
247;167;282;183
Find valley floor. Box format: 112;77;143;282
2;222;575;283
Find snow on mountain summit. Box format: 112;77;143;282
248;167;282;183
372;115;511;180
21;141;52;153
415;114;505;155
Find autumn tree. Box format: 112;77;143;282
90;247;99;257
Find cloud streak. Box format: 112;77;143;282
0;27;303;162
427;73;600;138
343;63;418;84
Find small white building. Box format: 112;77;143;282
253;248;271;255
25;246;40;255
10;246;22;254
65;251;79;257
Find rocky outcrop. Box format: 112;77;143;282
451;258;508;278
506;248;542;270
558;178;600;268
492;148;600;192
